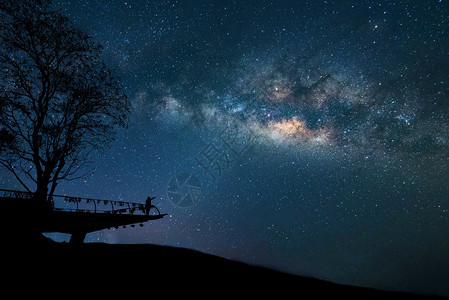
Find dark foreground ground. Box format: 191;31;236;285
5;235;446;298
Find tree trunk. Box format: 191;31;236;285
34;179;51;214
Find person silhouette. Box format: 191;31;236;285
145;196;156;215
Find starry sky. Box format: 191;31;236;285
3;0;449;295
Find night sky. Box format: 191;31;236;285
3;0;449;295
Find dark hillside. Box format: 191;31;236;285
5;237;444;299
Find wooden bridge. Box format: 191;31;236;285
0;189;167;244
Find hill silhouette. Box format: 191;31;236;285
6;235;444;299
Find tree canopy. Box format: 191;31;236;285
0;0;129;203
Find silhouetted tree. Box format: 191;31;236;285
0;0;129;207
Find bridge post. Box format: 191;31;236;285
69;232;86;245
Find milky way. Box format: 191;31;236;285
3;0;449;296
156;46;448;165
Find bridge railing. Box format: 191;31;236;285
0;189;34;200
0;188;157;215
